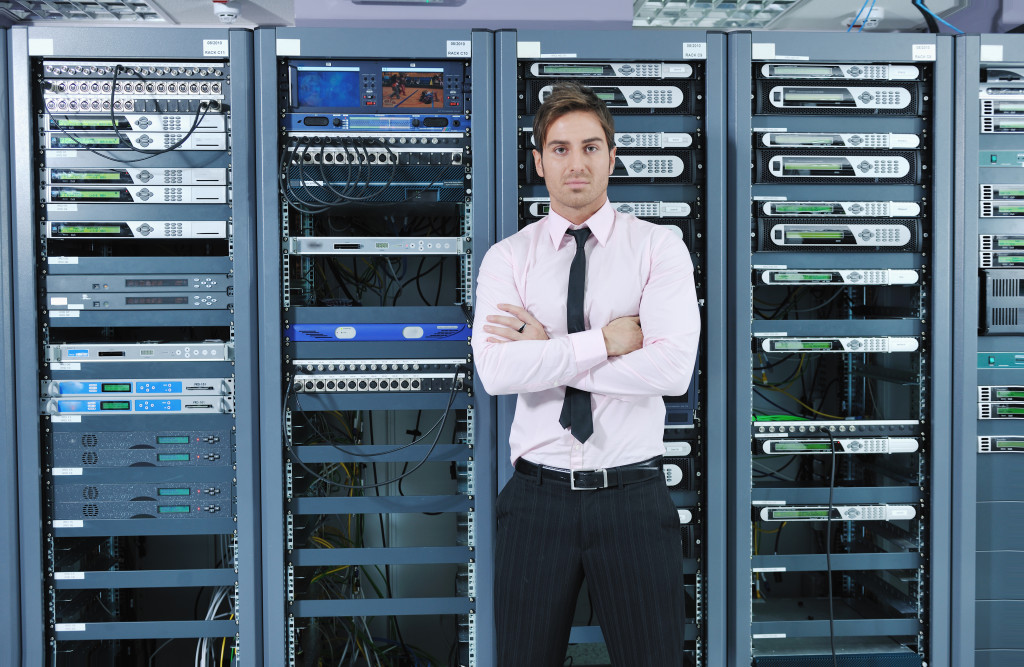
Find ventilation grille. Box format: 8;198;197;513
82;504;99;518
82;486;99;500
991;307;1019;327
81;434;97;447
991;278;1024;298
81;451;98;465
0;0;165;23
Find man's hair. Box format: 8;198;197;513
532;82;615;152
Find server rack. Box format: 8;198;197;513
254;27;496;666
728;32;953;667
494;29;727;667
955;34;1024;667
10;27;261;665
1;25;24;667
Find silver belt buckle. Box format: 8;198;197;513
570;467;608;491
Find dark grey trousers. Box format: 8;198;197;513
495;466;688;666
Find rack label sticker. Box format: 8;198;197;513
541;53;577;59
51;311;79;318
50;363;81;371
752;43;776;60
51;416;81;423
683;42;707;60
52;468;83;476
752;567;787;572
981;45;1005;62
446;40;471;58
203;39;229;57
277;38;301;56
752;499;786;505
53;520;83;528
28;38;54;56
48;257;78;265
753;634;787;639
55;623;86;631
913;44;937;61
54;572;85;580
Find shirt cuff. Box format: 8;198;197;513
569;329;608;373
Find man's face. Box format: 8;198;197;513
533;110;616;224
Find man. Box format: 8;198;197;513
472;82;700;666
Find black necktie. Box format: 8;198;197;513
559;228;593;443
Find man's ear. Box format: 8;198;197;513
533;148;544;178
608;146;616;176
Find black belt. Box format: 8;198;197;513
514;456;663;491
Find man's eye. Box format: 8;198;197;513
553;147;567;154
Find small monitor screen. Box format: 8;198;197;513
382;68;444;109
295;67;360;108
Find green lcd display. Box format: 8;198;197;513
996;102;1024;111
776;204;834;213
56;225;122;234
57;136;121;145
997;205;1024;213
596;92;616;101
997;239;1024;246
997;391;1024;398
773;341;833;350
157;505;190;513
785;92;846;101
774;135;834;145
996;441;1024;449
55;118;115;127
100;401;131;410
543;65;605;74
375;242;389;249
996;188;1024;197
54;171;120;180
784;162;842;170
774;442;832;451
772;509;830;518
787;231;844;239
774;273;833;281
157;436;191;445
55;189;121;199
100;383;131;392
997;121;1024;128
158;488;191;496
157;453;191;461
775;66;835;76
997;407;1024;414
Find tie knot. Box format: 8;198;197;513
566;227;591;248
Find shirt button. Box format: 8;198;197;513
574;445;580;450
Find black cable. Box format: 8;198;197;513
912;0;940;33
752;387;805;418
826;430;838;667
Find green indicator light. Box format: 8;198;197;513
777;204;834;213
157;436;191;445
775;442;832;451
997;391;1024;398
100;401;131;410
772;509;830;518
774;273;832;281
158;488;191;496
788;231;844;239
996;441;1024;448
157;505;190;513
100;383;131;392
997;407;1024;414
57;225;122;234
157;453;191;461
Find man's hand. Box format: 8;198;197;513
602;316;643;357
483;303;550;343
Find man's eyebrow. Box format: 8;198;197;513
545;136;605;148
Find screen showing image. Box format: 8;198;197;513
382;68;444;109
295;67;360;108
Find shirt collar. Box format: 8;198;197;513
544;199;614;249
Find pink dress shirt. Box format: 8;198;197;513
472;199;701;471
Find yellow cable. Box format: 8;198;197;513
219;614;234;666
762;385;844;420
